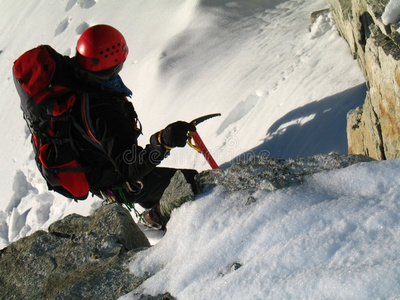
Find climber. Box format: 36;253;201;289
14;24;198;229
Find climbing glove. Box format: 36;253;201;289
159;121;196;148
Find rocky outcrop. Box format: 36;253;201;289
196;153;373;195
0;154;373;299
160;170;195;218
0;204;151;300
326;0;400;160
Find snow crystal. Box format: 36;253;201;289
127;160;400;299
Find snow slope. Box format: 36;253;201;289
124;159;400;299
1;0;399;298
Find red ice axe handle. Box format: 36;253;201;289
188;131;220;170
187;113;221;169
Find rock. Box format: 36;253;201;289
196;153;373;194
0;154;375;299
159;170;195;218
0;204;150;300
48;203;149;252
122;292;176;300
326;0;400;160
309;8;331;31
230;262;242;272
347;105;364;155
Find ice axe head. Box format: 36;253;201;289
187;113;221;152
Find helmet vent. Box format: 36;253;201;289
99;44;123;58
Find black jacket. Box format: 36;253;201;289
49;47;168;195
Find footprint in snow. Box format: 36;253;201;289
78;0;96;9
76;22;90;35
65;0;96;10
65;0;77;11
55;18;70;37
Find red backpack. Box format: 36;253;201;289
13;45;92;200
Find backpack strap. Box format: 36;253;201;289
75;92;127;177
81;92;101;145
77;92;145;202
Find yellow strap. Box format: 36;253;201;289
157;130;174;150
187;131;201;153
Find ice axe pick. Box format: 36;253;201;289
187;113;221;170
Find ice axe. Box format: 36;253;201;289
187;113;221;170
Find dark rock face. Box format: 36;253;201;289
0;204;150;300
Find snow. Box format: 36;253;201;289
125;160;400;299
0;0;399;298
382;0;400;25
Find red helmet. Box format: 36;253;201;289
76;24;128;72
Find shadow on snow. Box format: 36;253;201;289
222;83;367;168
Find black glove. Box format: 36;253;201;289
160;121;196;148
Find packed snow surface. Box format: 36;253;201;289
125;159;400;299
383;0;400;25
0;0;399;299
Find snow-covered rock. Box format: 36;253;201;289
0;153;373;299
0;204;150;299
197;153;373;194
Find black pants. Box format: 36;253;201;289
130;167;198;225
